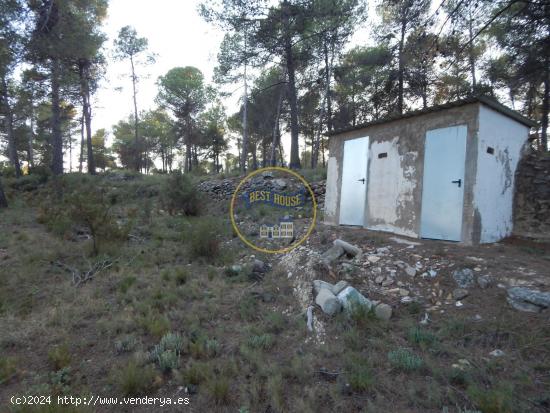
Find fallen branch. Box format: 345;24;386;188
52;258;115;287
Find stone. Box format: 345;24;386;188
477;275;492;289
273;178;287;189
375;275;385;284
376;247;390;254
315;289;342;316
405;265;417;277
400;296;413;304
252;259;266;273
313;280;334;295
399;288;409;296
374;303;392;320
321;245;345;264
507;287;550;308
337;286;372;313
333;239;362;257
455;301;464;307
452;268;475;288
367;255;381;263
332;280;350;295
389;237;421;246
506;297;542;313
452;288;469;300
381;277;394;287
489;349;505;357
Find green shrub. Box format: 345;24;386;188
157;350;179;373
114;335;139;354
149;332;186;373
186;218;222;260
48;344;71;370
467;384;513;413
407;327;437;347
173;268;188;285
388;348;423;372
239;294;259;321
140;314;171;338
118;276;137;294
116;361;156;396
247;334;274;350
0;356;17;384
206;376;231;405
345;354;373;392
263;311;286;334
180;361;207;385
161;172;202;216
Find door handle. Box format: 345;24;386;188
357;178;365;184
452;179;462;188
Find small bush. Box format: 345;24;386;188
467;384;513;413
117;361;156;396
247;334;274;350
345;354;373;392
206;376;231;405
140;314;171;338
114;335;139;354
161;172;202;216
407;327;437;348
157;350;179;373
150;332;186;373
180;361;207;385
239;294;259;322
173;268;188;285
388;348;423;372
186;218;222;260
48;345;71;370
0;356;17;384
263;311;286;334
118;276;137;294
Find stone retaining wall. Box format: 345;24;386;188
513;152;550;240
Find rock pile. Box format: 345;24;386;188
196;175;326;208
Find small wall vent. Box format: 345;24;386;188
378;152;388;159
487;147;495;155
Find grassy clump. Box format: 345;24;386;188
206;375;231;405
388;348;423;372
114;335;139;354
247;334;275;351
47;345;71;371
345;354;373;392
407;326;437;348
140;314;171;338
161;172;202;216
0;356;17;384
467;384;514;413
116;361;156;396
150;332;186;373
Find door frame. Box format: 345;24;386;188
338;136;370;226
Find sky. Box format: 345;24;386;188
91;0;376;164
93;0;226;140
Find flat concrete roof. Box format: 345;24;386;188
328;95;536;136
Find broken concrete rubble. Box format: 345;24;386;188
337;286;373;313
333;239;362;257
315;289;342;316
321;245;345;264
507;287;550;313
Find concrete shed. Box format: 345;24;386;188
324;96;535;244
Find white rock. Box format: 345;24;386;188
367;255;381;263
489;349;505;357
315;289;341;316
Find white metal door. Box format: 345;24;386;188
420;125;467;241
339;136;369;225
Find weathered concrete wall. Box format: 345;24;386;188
513;153;550;240
473;105;529;243
324;156;339;224
326;103;480;240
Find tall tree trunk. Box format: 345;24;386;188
323;38;333;133
541;64;549;152
270;85;284;166
283;1;301;169
1;74;21;177
51;57;63;175
79;114;84;173
28;88;35;169
0;178;7;208
397;19;406;115
130;55;140;172
79;60;96;175
468;11;477;91
241;39;249;173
